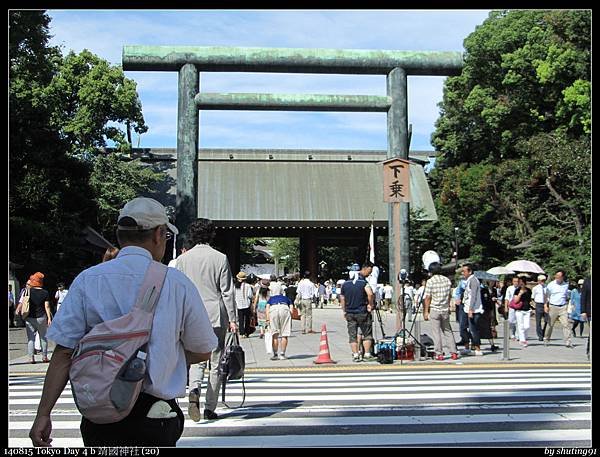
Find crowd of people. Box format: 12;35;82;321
16;196;591;447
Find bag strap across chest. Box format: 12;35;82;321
135;261;168;316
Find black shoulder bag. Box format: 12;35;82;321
218;331;246;408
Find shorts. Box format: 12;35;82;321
346;312;373;343
269;304;292;337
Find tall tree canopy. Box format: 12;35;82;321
424;10;590;279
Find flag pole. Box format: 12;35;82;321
368;210;375;264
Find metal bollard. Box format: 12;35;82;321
501;318;510;360
414;319;421;361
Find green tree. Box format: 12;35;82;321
89;153;164;242
9;11;160;285
272;238;300;273
433;10;590;167
428;10;590;276
43;49;147;155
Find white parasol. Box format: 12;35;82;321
487;266;515;275
504;260;545;274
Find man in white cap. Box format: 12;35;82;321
29;197;217;447
532;274;548;341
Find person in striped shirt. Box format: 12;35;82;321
423;262;459;361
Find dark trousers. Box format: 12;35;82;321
535;302;549;339
468;313;483;347
238;307;252;336
80;393;184;447
572;320;585;336
9;306;15;327
457;304;471;346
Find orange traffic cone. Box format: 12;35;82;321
313;324;337;364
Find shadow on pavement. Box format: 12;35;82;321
223;400;303;419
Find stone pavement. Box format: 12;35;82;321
8;305;590;375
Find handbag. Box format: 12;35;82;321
508;297;523;310
291;306;301;320
19;288;31;320
218;332;246;407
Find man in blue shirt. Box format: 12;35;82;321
340;261;375;362
266;294;293;360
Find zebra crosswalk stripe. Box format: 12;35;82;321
9;367;591;447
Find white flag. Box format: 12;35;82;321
368;223;375;263
172;233;177;261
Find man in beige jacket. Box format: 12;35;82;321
175;218;238;421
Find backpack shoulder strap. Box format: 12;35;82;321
135;261;168;314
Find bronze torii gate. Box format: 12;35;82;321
122;46;463;291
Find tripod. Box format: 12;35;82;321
373;304;386;340
397;278;425;364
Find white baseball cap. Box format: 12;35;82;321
117;197;179;234
537;275;546;281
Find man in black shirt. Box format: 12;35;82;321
580;276;591;358
340;261;375;362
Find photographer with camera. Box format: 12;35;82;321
340;261;376;363
423;261;460;361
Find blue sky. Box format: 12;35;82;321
47;10;491;151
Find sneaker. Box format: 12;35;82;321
270;355;279;361
490;345;499;352
352;354;362;363
520;341;528;347
435;354;445;361
474;350;484;356
543;339;549;347
278;354;287;360
566;342;574;348
362;354;376;362
538;337;544;341
460;348;471;355
188;388;201;422
450;353;459;360
203;409;218;420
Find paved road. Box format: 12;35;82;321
9;365;591;447
10;307;590;374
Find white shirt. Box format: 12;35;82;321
532;284;546;303
234;283;254;310
167;258;178;268
546;280;570;306
55;289;69;310
48;246;217;400
367;266;379;291
269;281;284;297
505;285;517;304
383;285;394;299
415;286;425;305
297;278;316;299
